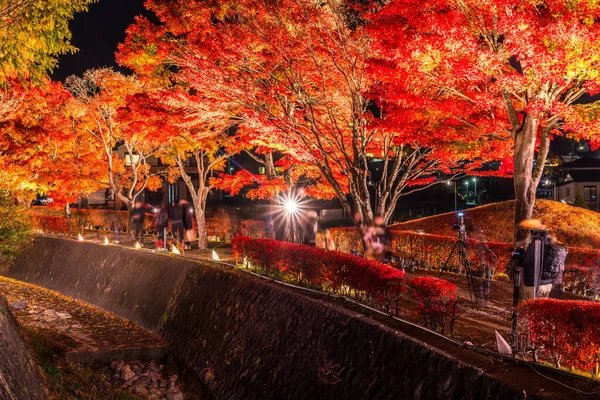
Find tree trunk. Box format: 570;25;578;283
118;195;135;239
513;119;537;243
196;208;207;250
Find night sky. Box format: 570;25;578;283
51;0;148;81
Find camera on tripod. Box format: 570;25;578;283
440;212;476;303
451;212;467;242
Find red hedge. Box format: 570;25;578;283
30;214;73;235
232;236;405;304
330;227;600;297
408;276;459;334
518;299;600;375
30;209;265;241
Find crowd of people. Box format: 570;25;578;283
130;199;194;249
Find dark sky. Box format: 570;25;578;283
51;0;148;81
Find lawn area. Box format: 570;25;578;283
392;200;600;248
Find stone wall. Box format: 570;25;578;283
7;236;531;399
9;236;191;330
161;269;526;400
0;298;47;400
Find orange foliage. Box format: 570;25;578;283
392;200;600;249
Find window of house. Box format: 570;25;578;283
125;154;140;166
168;184;179;203
566;187;570;197
584;186;597;202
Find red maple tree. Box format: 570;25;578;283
369;0;600;240
0;81;103;209
122;88;245;248
117;0;486;226
65;68;166;214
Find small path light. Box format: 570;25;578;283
104;236;110;245
78;233;84;242
172;245;181;255
135;241;142;249
212;250;220;261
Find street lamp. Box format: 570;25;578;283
283;198;299;214
281;195;301;243
472;177;477;204
447;180;457;212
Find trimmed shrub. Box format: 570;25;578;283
30;214;73;235
30;209;265;242
408;277;459;335
518;299;600;376
232;236;405;307
330;227;600;298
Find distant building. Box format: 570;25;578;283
555;157;600;211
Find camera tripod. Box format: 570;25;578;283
438;232;477;304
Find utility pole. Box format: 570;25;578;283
454;181;457;212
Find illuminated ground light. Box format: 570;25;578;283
212;250;220;261
104;236;110;245
78;234;84;242
172;245;181;255
135;241;142;249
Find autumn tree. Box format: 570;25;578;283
0;0;94;257
0;81;103;208
0;0;96;196
65;69;165;214
123;90;241;249
0;0;95;82
369;0;600;240
117;0;483;226
0;0;95;123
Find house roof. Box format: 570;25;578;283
560;157;600;170
560;170;600;184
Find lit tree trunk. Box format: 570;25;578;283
510;101;552;243
117;193;135;238
513;118;538;243
176;150;222;250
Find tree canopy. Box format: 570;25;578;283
369;0;600;238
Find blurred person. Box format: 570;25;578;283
471;225;497;307
324;229;335;251
364;215;388;262
170;199;185;245
265;215;275;239
181;199;194;250
351;211;367;257
155;202;169;248
316;229;336;251
516;219;568;300
132;201;150;244
303;210;318;246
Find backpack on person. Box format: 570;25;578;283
541;243;568;284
